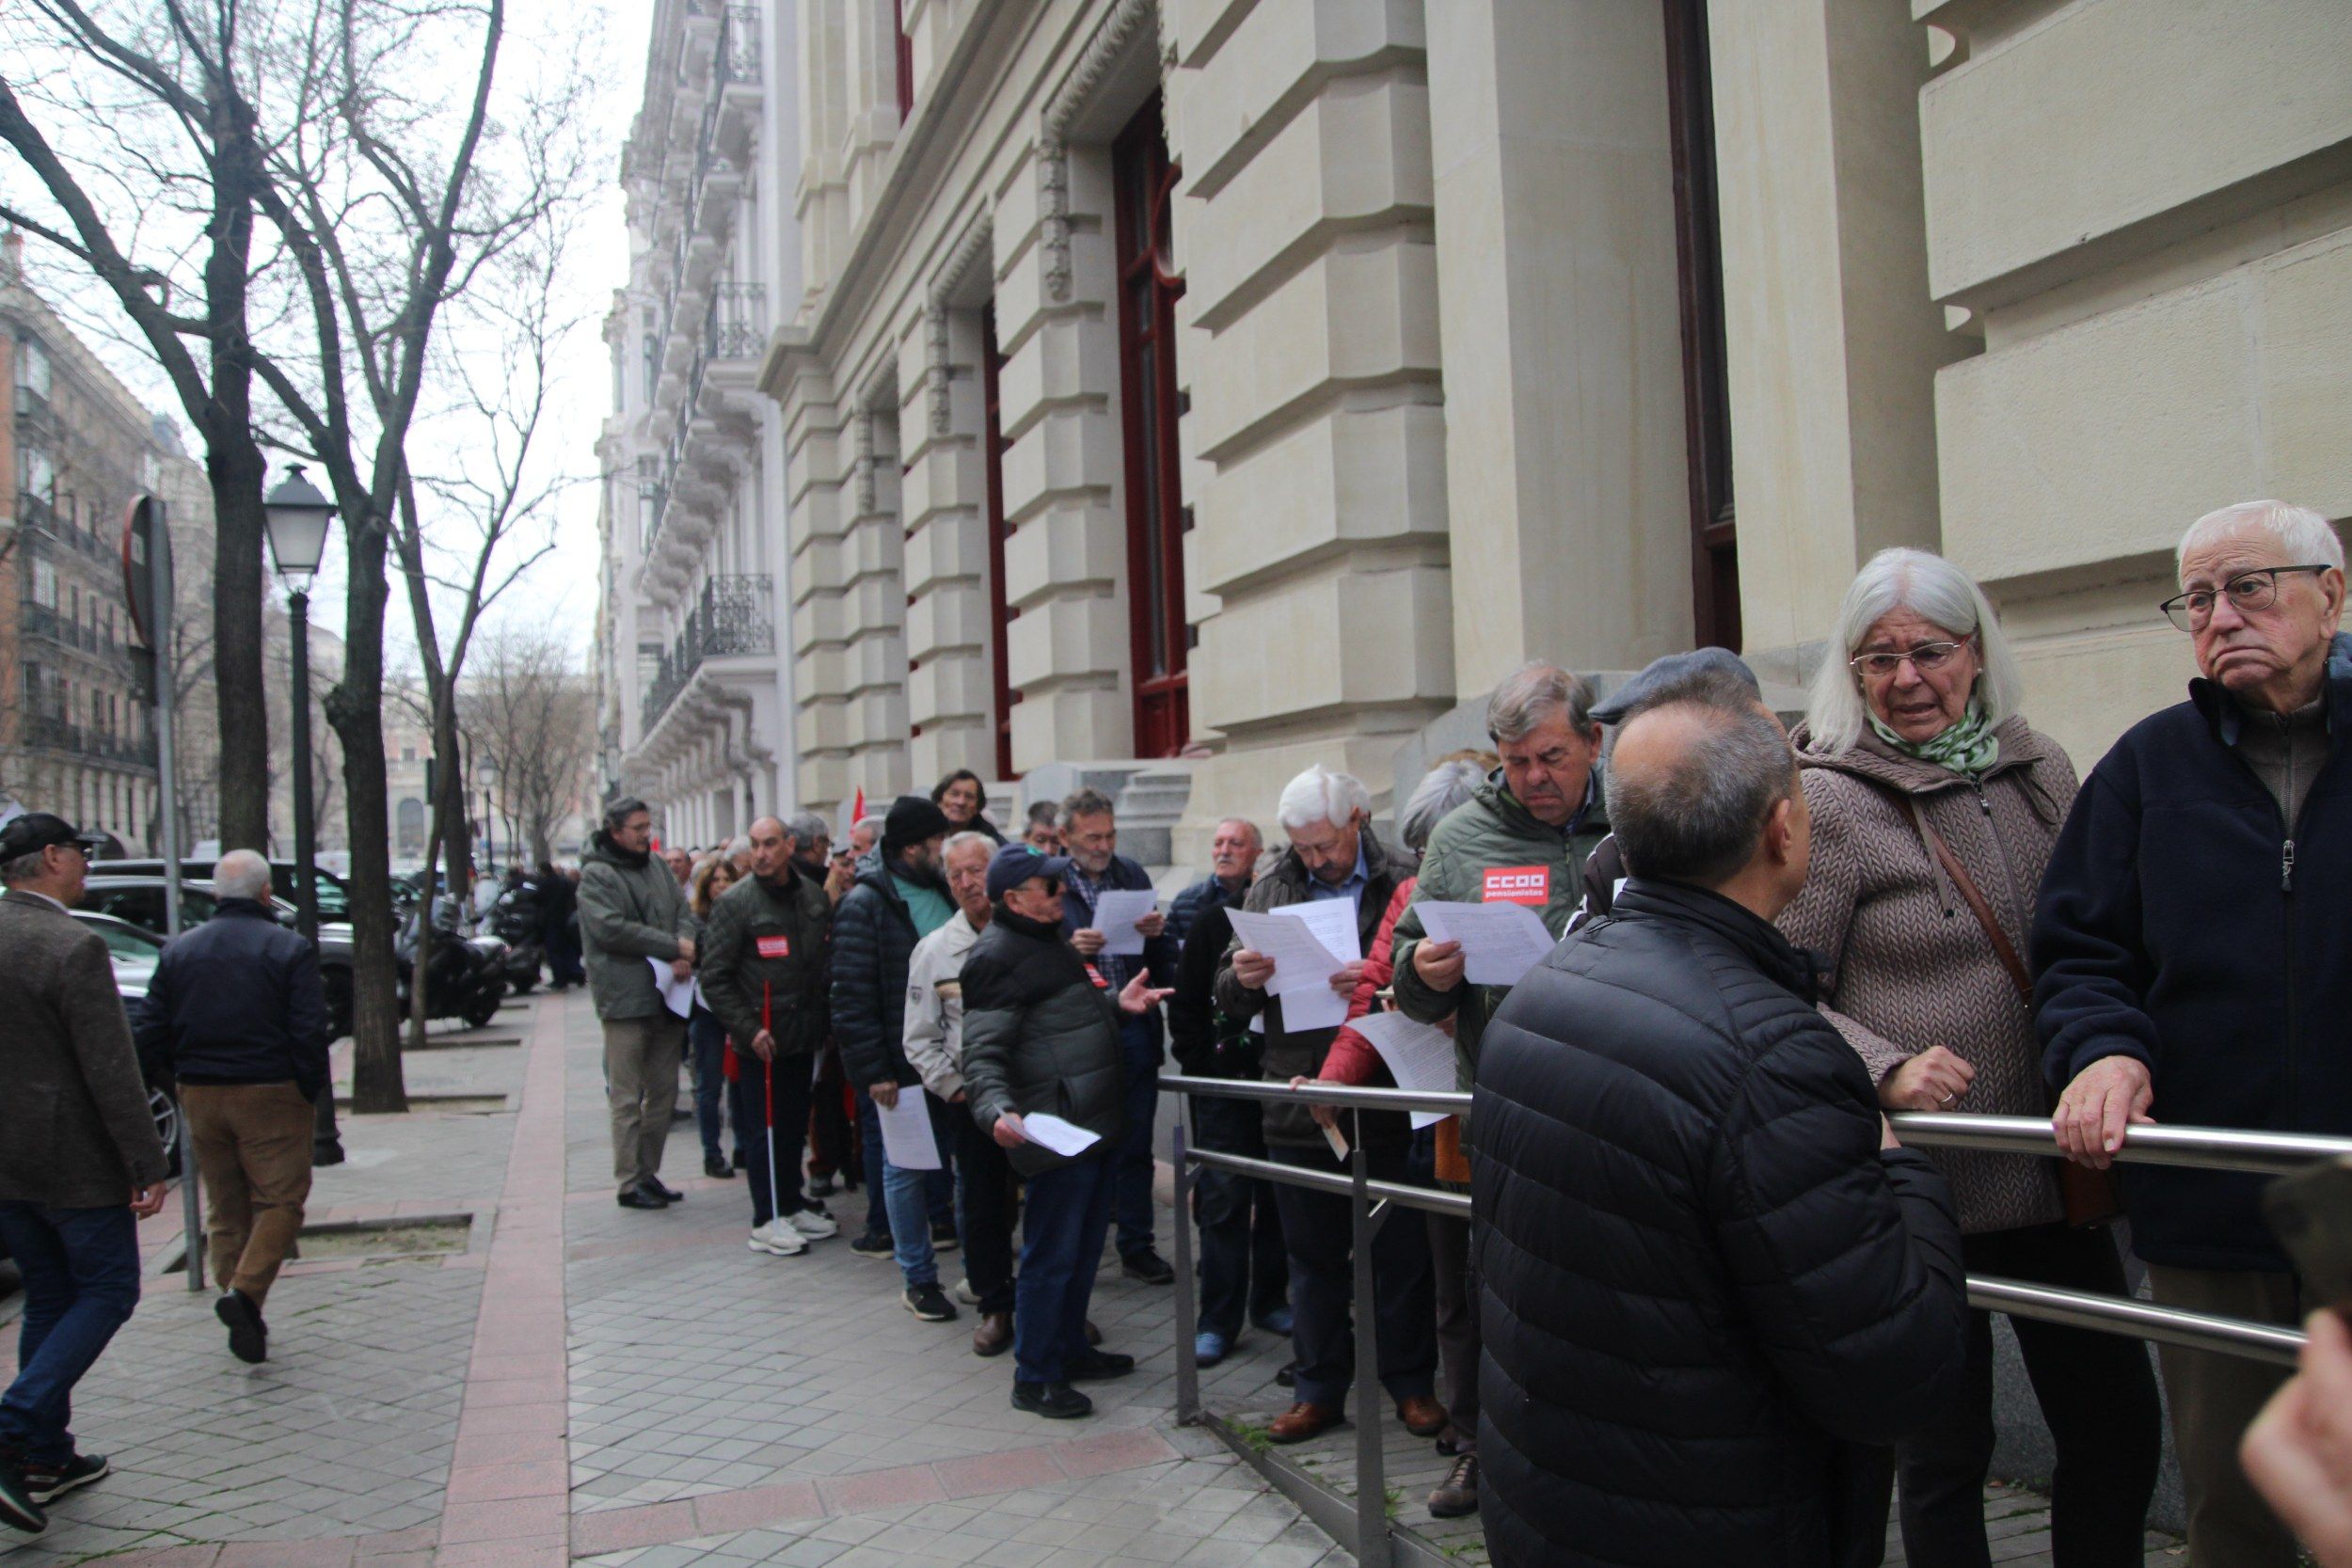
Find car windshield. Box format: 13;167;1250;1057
86;919;163;962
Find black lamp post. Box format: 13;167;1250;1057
263;465;340;1164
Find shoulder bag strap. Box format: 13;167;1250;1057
1899;794;2032;1005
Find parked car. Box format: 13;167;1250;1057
78;874;357;1041
70;909;181;1177
97;857;353;922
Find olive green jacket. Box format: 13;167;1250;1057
1390;770;1610;1085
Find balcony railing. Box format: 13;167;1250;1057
22;710;159;768
640;573;775;733
719;5;761;88
706;281;766;360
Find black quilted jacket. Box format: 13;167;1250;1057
829;859;929;1089
1473;879;1967;1568
960;906;1128;1176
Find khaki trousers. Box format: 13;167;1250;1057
182;1082;316;1305
604;1014;685;1191
2144;1264;2301;1568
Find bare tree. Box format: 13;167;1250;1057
461;623;593;869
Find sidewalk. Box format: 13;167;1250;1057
0;989;1343;1568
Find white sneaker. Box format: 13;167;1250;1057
953;1276;979;1306
783;1208;838;1241
748;1221;808;1257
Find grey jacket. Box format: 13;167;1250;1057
577;833;694;1021
904;910;983;1101
0;890;170;1206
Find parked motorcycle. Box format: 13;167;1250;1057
395;895;509;1029
486;885;545;995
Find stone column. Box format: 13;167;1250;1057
778;364;857;819
841;399;912;800
899;295;999;785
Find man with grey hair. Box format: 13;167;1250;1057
135;848;330;1364
1057;787;1181;1284
1217;766;1436;1446
579;797;698;1210
1475;690;1965;1567
2037;498;2352;1567
1168;817;1261;948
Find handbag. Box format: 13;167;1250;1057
1899;795;2122;1227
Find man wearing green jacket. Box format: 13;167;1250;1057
578;797;698;1210
1387;662;1609;1497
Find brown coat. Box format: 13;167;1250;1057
1777;717;2075;1234
0;889;170;1207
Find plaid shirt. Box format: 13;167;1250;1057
1060;859;1140;992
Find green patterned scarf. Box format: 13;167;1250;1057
1870;698;2000;778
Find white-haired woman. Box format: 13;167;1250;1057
1778;547;2159;1568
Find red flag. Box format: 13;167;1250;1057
850;787;865;828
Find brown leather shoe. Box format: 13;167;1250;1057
1427;1451;1479;1518
1266;1402;1346;1444
972;1311;1013;1358
1395;1395;1447;1437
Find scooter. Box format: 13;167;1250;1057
395;895;510;1029
487;887;546;995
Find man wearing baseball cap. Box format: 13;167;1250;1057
0;815;170;1534
960;843;1170;1418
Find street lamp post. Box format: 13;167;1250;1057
263;465;341;1165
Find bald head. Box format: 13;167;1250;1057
1610;696;1806;914
215;847;273;903
747;816;793;884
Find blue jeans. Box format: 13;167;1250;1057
882;1092;958;1289
1013;1151;1117;1386
855;1090;890;1239
688;1009;730;1164
1113;1015;1162;1259
0;1202;141;1465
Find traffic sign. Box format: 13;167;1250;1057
120;494;170;650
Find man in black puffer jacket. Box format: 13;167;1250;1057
961;844;1170;1420
1475;682;1967;1568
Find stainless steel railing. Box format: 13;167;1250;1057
1156;1071;2352;1568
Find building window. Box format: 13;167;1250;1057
893;0;914;120
1112;93;1189;760
980;304;1016;780
1664;0;1739;651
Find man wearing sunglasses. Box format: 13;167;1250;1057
2036;499;2352;1568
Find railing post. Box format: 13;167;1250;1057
1170;1108;1200;1425
1349;1107;1391;1568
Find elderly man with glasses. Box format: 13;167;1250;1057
2035;499;2352;1568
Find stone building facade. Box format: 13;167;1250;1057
596;0;2352;865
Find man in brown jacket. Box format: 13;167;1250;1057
0;814;170;1536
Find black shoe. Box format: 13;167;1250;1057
311;1139;347;1167
704;1155;733;1179
849;1231;894;1259
1065;1347;1136;1382
215;1290;268;1365
22;1453;106;1505
807;1174;836;1196
903;1283;958;1322
1011;1381;1093;1419
930;1223;960;1251
617;1184;668;1210
650;1179;685;1202
0;1452;45;1535
1120;1248;1175;1285
1276;1359;1298;1388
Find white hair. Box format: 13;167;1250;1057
2177;499;2344;578
1275;765;1370;832
942;830;993;862
1397;759;1484;853
1805;547;2026;754
214;848;273;902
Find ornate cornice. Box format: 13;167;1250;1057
1038;0;1162;303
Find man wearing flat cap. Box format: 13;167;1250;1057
0;814;169;1534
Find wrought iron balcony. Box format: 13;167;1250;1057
21;710;158;768
639;574;775;733
718;5;761;87
706;281;766;361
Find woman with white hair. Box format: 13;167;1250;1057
1778;547;2160;1567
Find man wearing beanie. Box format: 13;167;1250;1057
830;794;961;1318
961;843;1170;1418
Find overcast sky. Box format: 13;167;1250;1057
3;7;648;676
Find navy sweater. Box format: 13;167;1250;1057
2034;631;2352;1271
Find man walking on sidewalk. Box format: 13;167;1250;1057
134;850;330;1365
0;814;170;1534
833;796;961;1319
579;798;698;1210
700;816;837;1259
903;831;1016;1354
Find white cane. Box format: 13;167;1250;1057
762;980;783;1226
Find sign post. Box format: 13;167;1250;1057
124;495;201;1291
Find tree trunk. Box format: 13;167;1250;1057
333;516;405;1113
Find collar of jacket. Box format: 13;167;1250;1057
588;830;651;869
1268;824;1395;894
993;905;1063;942
1611;877;1821;1002
1478;768;1607;839
2190;629;2352;747
216;897;277;920
755;861;807;897
1792;715;2058;809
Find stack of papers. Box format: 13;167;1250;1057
1229;902;1360;1031
1348;1012;1458;1129
874;1089;942;1170
1415;900;1560;987
1089;890;1161;957
647;956;696;1019
1019;1113;1102;1156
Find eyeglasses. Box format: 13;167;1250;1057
2160;565;2334;634
1848;641;1970;680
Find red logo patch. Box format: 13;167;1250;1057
1085;963;1111;990
1482;866;1549;906
755;935;791;958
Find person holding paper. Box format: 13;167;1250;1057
1056;788;1181;1286
831;796;962;1323
1214;765;1439;1449
961;844;1170;1419
578;798;699;1212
